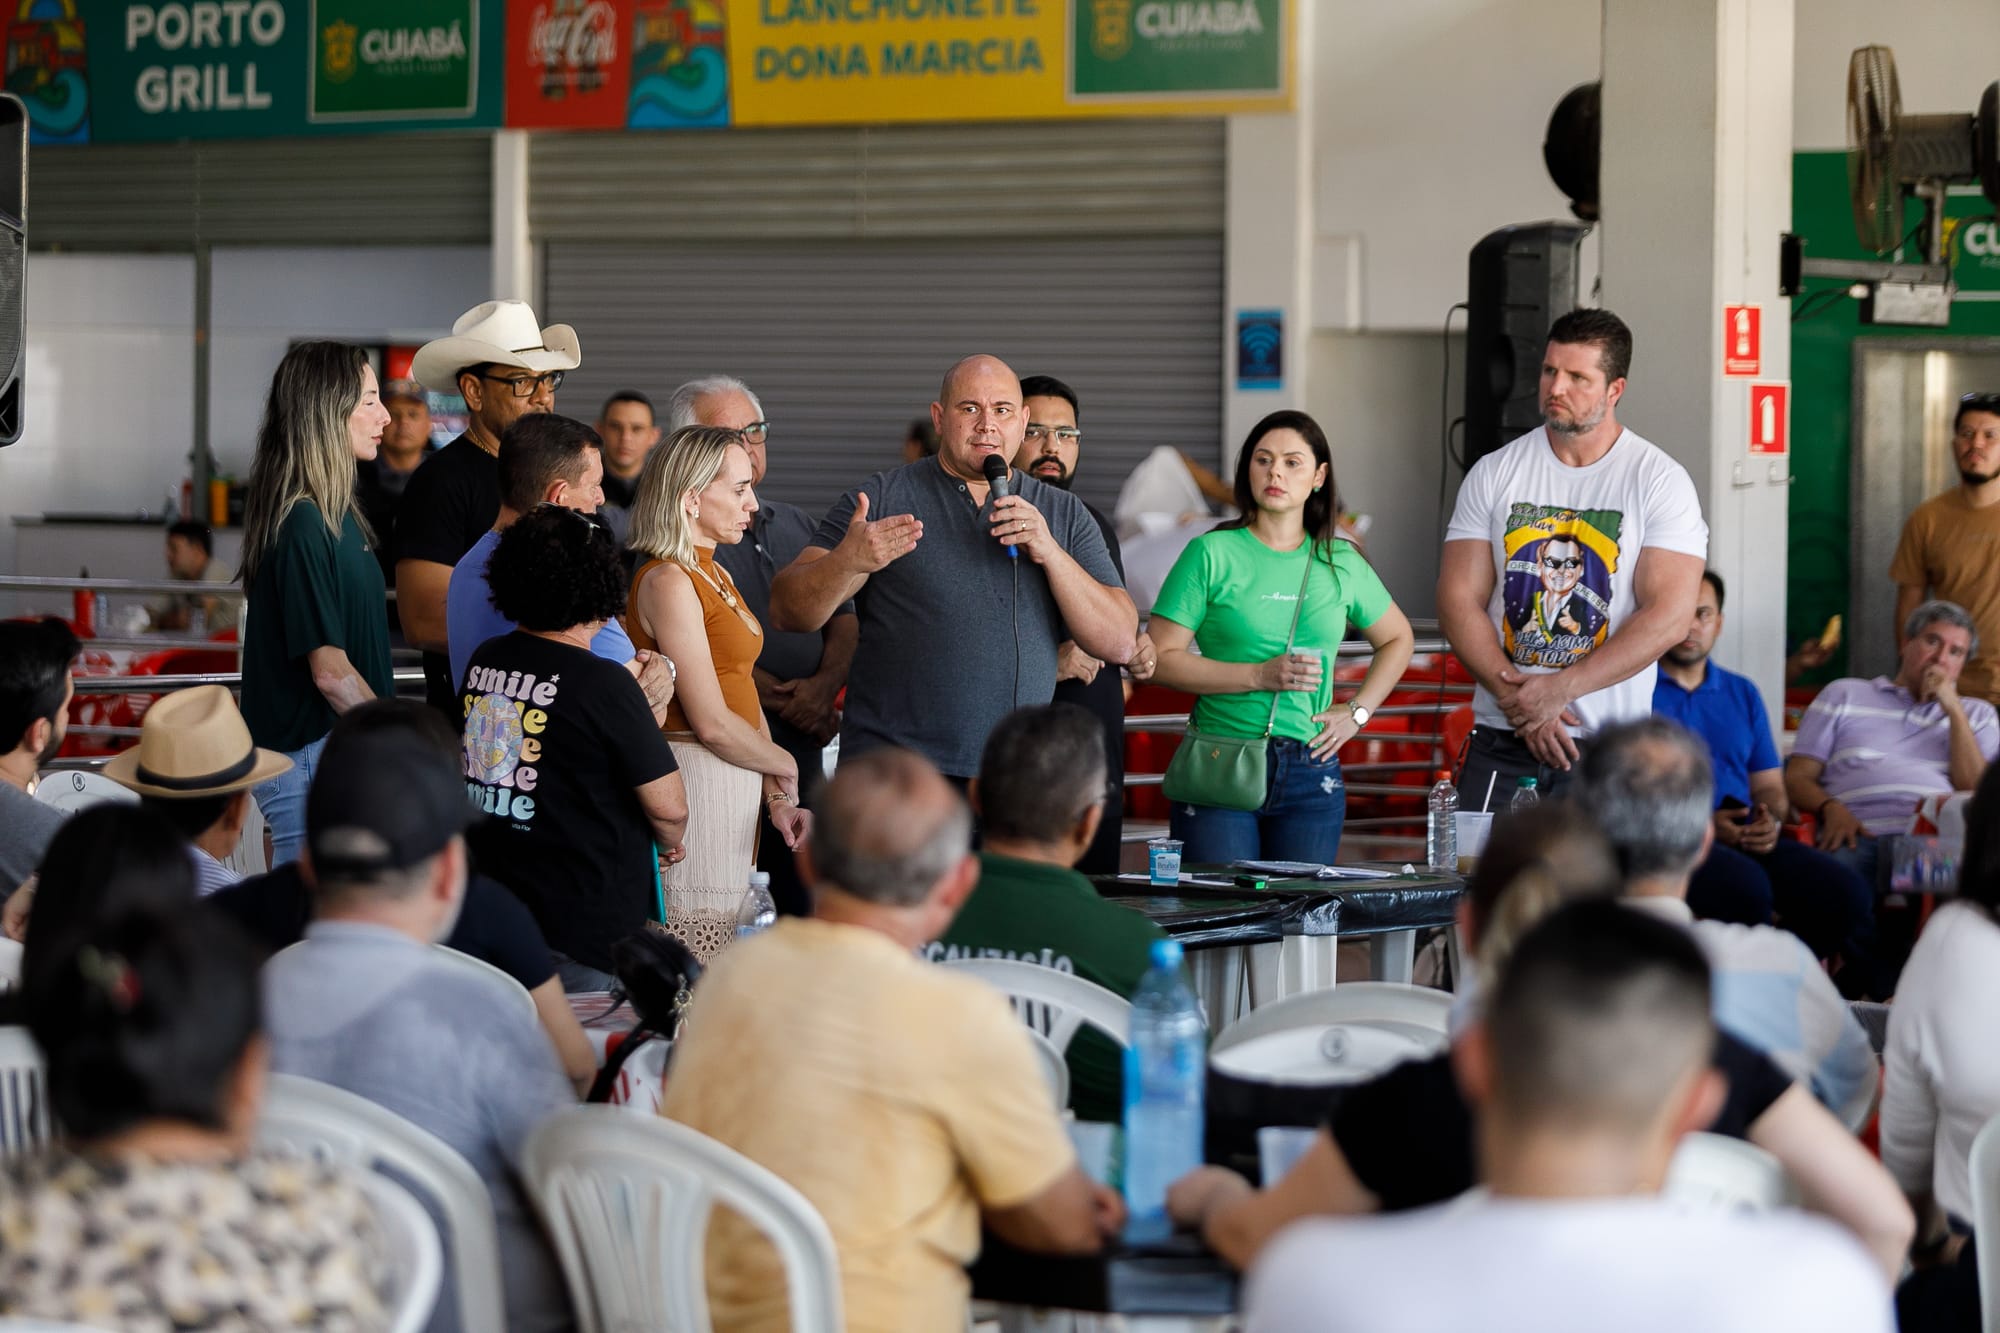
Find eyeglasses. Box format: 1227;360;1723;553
479;370;565;398
738;421;770;444
1024;425;1082;444
1540;556;1584;571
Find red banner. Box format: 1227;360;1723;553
505;0;632;129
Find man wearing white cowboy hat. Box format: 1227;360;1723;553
105;685;293;896
395;299;582;716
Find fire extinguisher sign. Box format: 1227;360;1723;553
1749;383;1788;456
1723;305;1761;376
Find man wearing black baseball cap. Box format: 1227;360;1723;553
261;721;579;1333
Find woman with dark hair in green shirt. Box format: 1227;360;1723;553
1149;410;1415;865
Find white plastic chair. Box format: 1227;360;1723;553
354;1169;445;1333
524;1105;844;1333
941;957;1133;1051
1207;981;1452;1086
1967;1111;2000;1333
256;1073;505;1333
1022;1026;1071;1111
0;1026;51;1160
1664;1131;1796;1211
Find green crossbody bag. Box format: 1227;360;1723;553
1161;551;1314;813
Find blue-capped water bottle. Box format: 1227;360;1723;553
1123;938;1206;1239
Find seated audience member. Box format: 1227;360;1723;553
445;412;672;724
105;684;292;896
1168;801;1914;1280
262;725;577;1333
1243;901;1895;1333
1882;761;2000;1332
0;907;392;1331
1571;718;1879;1127
208;698;597;1091
0;617;78;894
1787;600;1999;891
8;806;197;997
1654;571;1874;972
460;504;689;991
927;702;1167;1122
662;748;1122;1332
147;519;241;634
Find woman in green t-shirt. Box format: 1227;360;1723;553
238;343;395;866
1149;410;1415;865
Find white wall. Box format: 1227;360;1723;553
206;246;491;476
1792;0;2000;150
0;254;195;574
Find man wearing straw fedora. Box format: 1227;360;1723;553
105;685;292;896
395;299;582;716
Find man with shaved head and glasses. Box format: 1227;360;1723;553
1891;391;2000;704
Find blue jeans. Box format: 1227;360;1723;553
252;734;327;868
1687;839;1876;962
1169;739;1345;865
552;952;619;994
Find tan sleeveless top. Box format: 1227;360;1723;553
628;549;763;733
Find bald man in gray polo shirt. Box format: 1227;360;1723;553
770;355;1139;780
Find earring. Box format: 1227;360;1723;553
1313;485;1323;493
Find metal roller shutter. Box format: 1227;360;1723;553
30;134;491;249
537;119;1225;516
544;233;1223;517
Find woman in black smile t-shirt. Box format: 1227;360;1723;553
461;505;688;989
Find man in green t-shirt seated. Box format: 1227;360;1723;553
925;703;1166;1122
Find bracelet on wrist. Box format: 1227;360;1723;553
767;791;795;806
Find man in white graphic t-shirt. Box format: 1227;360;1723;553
1438;309;1708;799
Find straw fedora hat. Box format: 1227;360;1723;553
104;685;292;799
411;299;582;394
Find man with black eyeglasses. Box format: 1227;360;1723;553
1891;391;2000;704
1011;374;1154;874
398;301;582;717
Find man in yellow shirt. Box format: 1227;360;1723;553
661;747;1122;1332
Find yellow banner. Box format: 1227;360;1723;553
727;0;1291;127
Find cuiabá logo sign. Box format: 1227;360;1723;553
1071;0;1280;98
311;0;476;120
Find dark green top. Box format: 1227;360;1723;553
927;851;1167;1124
240;502;394;753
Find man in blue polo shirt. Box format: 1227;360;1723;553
1653;571;1873;977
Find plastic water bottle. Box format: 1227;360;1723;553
1511;776;1541;811
1427;770;1458;871
1123;938;1207;1239
735;871;777;940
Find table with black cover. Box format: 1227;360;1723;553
971;1229;1236;1330
1095;863;1466;1025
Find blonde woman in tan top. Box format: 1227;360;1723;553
628;426;811;958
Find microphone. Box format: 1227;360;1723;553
983;453;1019;559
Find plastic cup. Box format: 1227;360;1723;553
1454;811;1495;872
1148;838;1184;887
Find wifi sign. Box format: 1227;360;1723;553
1237;310;1284;391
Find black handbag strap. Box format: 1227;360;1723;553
1258;545;1317;739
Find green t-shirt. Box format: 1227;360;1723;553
239;502;395;753
926;852;1167;1125
1151;529;1391;743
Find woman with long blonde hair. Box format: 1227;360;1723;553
238;341;394;865
627;426;809;959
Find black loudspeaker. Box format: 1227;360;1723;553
1463;222;1589;468
0;93;25;446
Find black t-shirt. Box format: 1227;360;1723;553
460;632;679;972
206;864;557;992
1326;1032;1794;1211
600;471;638;510
395;434;501;712
1053;500;1127;875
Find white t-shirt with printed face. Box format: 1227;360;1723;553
1445;425;1709;733
1244;1195;1894;1333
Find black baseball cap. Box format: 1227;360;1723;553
306;730;479;877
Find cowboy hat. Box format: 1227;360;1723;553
104;685;292;799
410;299;582;394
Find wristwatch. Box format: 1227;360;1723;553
1347;703;1371;729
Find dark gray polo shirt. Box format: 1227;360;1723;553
715;497;854;684
809;459;1123;777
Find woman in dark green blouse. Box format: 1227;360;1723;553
238;342;394;865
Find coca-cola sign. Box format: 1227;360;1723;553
505;0;631;128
